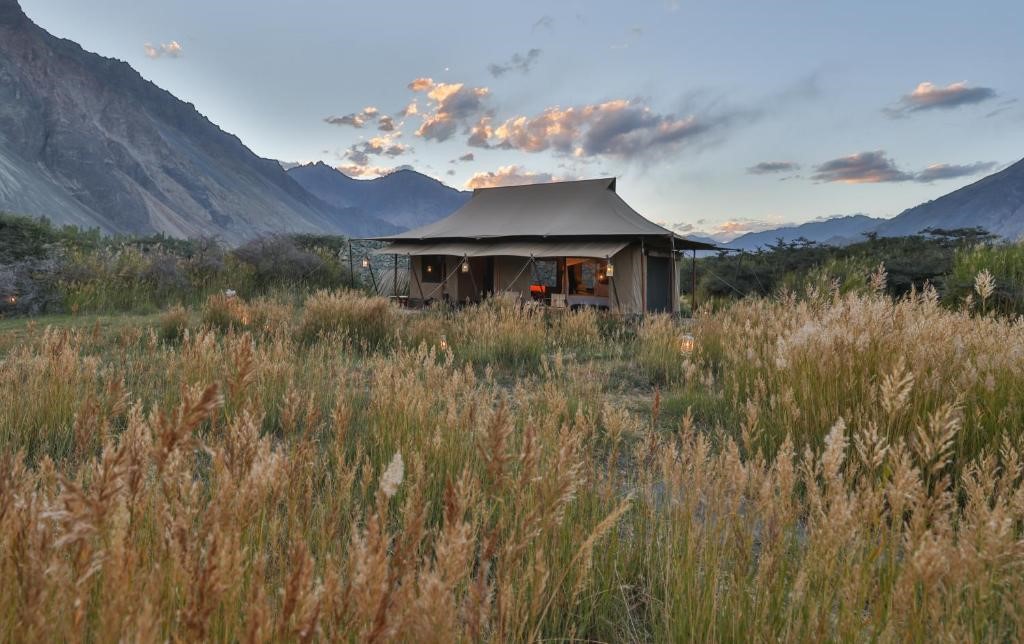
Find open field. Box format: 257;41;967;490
2;279;1024;641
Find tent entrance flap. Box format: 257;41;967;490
374;240;628;259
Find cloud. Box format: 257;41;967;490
342;135;411;168
398;101;419;117
705;218;792;241
747;161;800;175
488;49;542;77
812;151;998;184
458;152;475;162
811;151;913;183
914;161;997;183
336;164;391;178
985;98;1019;119
467;116;494;148
325;106;381;128
337;163;414;179
483;99;730;160
144;41;183;59
377;115;396;131
886;81;997;117
658;221;699;235
532;15;554;31
408;78;491;142
464;165;569;189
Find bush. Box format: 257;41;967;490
635;314;688;384
449;299;548;369
158;305;190;342
948;241;1024;314
201;293;250;332
234;235;327;290
297;290;398;347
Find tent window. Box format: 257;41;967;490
566;258;610;297
533;260;559;288
421;255;444;283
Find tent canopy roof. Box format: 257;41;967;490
370;178;719;251
371;239;629;259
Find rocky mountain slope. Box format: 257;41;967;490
875;158;1024;240
0;0;392;243
718;159;1023;249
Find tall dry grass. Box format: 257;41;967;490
1;285;1024;640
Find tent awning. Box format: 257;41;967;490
372;239;629;259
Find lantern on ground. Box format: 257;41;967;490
679;333;695;355
461;259;470;273
439;334;449;351
5;295;16;305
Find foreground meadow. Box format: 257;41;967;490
2;276;1024;641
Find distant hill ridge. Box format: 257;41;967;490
719;158;1024;249
286;163;471;232
724;214;884;250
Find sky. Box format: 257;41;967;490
20;0;1024;240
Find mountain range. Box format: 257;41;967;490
721;215;885;250
714;159;1024;250
0;0;439;243
0;0;1021;247
286;162;469;232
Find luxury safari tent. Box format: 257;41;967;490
369;178;719;314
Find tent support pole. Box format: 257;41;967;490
410;254;424;305
607;254;621;312
348;240;354;289
393;254;398;297
691;249;697;316
670;234;677;315
641;239;646;313
366;256;380;295
463;254;478;303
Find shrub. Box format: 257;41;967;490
297;289;398;347
158;305;190;342
234;235;326;290
201;293;250;332
449;299;547;369
948;241;1024;314
635;314;687;384
247;296;294;336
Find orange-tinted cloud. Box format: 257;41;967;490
812;151;997;184
886;81;996;117
811;151;912;183
464;165;569;189
144;41;183;59
409;78;491;142
482;99;716;159
325;106;381;128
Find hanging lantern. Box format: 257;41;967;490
461;259;470;273
5;295;16;305
361;257;370;269
678;333;695;354
426;264;433;274
605;261;614;278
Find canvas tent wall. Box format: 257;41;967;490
369;178;718;313
385;242;651;313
